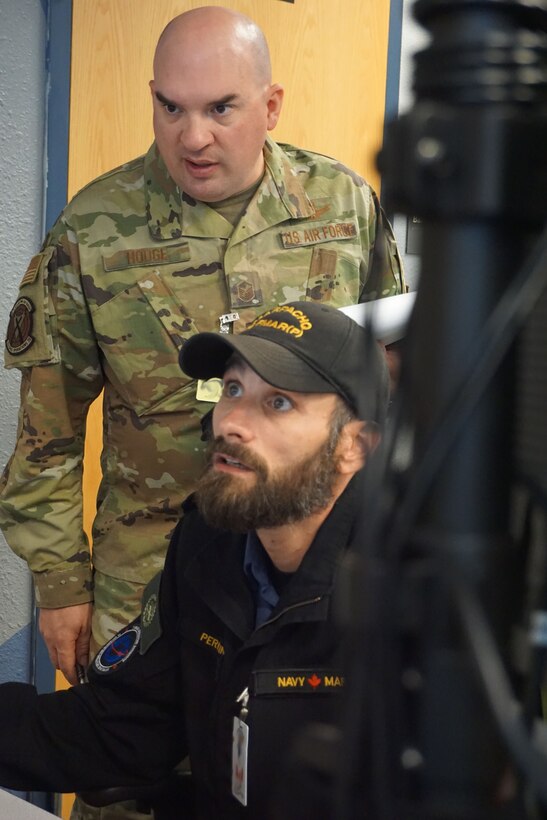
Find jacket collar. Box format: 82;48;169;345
144;138;316;243
277;474;362;607
182;475;362;641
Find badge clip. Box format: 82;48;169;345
219;311;239;334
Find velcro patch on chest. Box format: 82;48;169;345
280;221;358;248
102;243;190;271
252;669;345;695
140;571;163;655
228;272;263;309
94;624;141;674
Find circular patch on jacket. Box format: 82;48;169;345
94;625;141;674
6;297;35;355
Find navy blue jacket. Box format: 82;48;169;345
0;478;361;818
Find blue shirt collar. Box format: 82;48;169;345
243;532;280;628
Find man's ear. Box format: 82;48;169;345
266;83;284;131
337;420;380;476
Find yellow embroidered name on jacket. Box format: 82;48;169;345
199;632;225;655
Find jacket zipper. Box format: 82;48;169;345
256;594;323;631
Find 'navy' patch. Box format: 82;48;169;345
94;624;141;674
251;669;345;695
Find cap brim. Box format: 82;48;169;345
180;332;334;394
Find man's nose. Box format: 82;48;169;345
179;116;214;152
214;403;254;443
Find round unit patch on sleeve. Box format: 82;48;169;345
6;297;35;355
94;624;141;674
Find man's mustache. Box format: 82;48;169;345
204;436;268;478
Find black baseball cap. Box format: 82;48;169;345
179;301;389;422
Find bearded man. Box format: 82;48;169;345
0;301;389;819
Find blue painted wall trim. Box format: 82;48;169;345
30;3;72;808
381;0;404;212
34;0;72;702
385;0;404;124
44;0;72;232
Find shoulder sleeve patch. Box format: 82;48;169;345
94;623;141;675
4;246;60;369
140;570;163;655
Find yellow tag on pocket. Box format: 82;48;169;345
196;378;223;403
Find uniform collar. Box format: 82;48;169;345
144;142;184;241
260;137;316;220
144;138;316;243
243;532;292;628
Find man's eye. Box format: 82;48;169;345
224;381;242;398
214;103;231;116
270;395;292;412
163;102;180;114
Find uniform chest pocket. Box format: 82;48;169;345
298;216;362;305
306;245;361;305
92;271;200;416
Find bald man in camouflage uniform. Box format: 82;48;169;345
0;7;403;819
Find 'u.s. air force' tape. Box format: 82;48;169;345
339;291;416;345
94;624;141;674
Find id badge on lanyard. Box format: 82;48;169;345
232;686;249;806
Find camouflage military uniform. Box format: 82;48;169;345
0;136;403;626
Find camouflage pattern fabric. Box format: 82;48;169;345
88;571;147;657
70;571;153;820
0;138;405;610
70;800;151;820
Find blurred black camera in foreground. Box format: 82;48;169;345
284;2;547;819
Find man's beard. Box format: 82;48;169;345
195;427;342;532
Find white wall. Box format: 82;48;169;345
0;0;47;683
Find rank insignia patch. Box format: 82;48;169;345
140;571;163;655
141;594;157;629
94;624;141;673
228;272;263;309
6;297;35;355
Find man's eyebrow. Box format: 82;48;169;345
211;94;239;106
154;90;240;108
154;90;177;107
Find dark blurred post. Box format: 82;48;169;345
336;2;547;819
